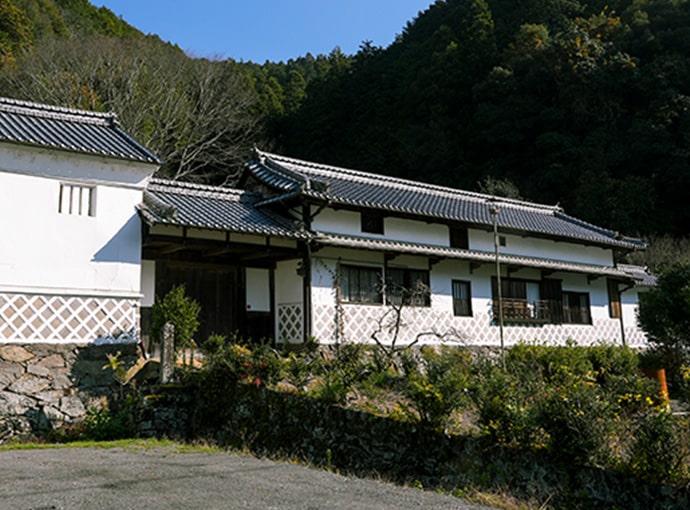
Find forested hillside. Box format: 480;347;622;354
2;0;690;238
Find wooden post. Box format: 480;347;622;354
160;322;175;383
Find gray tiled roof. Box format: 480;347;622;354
0;97;161;164
139;179;307;239
618;264;657;286
246;149;644;250
317;233;634;280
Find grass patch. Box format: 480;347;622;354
0;438;221;453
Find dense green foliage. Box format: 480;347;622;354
150;285;201;351
638;262;690;391
278;0;690;236
183;339;690;497
639;262;690;350
3;0;690;237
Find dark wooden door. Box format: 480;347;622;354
156;262;241;343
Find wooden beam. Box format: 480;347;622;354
159;244;187;255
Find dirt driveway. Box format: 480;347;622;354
0;445;494;509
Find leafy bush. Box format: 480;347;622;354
306;344;369;405
203;338;283;387
404;346;472;429
638;262;690;392
473;362;545;448
82;399;135;440
150;285;200;352
628;408;689;485
540;380;615;465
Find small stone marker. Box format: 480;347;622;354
160;323;175;383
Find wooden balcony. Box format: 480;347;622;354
493;298;553;324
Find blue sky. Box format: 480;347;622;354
91;1;435;63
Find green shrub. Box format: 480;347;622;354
307;376;349;405
203;339;283;387
540;380;615;465
150;285;200;352
82;400;134;440
628;408;689;485
405;347;472;429
473;362;545;448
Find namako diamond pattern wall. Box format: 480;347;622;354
0;292;139;342
311;303;634;347
278;303;303;344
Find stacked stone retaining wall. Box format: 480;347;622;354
0;343;139;443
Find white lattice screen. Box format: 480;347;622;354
0;292;138;342
278;302;303;343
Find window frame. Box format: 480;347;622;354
562;291;592;325
452;279;472;317
385;267;431;307
58;182;95;217
339;264;383;305
607;278;621;319
449;225;469;249
361;211;384;235
491;276;561;324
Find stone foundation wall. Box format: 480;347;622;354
0;343;139;443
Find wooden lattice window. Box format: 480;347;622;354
59;183;95;216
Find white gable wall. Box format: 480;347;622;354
0;144;156;343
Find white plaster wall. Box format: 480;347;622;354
246;268;270;312
276;260;303;304
0;145;156;298
308;253;643;347
275;259;304;343
311;206;616;268
471;230;613;266
0;143;152;188
140;260;156;307
312;207;449;245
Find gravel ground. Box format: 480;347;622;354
0;446;495;510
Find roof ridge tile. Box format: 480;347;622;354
259;149;559;213
0;97;115;126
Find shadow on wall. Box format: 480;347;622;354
70;343;141;400
91;214;141;264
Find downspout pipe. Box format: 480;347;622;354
302;202;313;342
618;281;635;346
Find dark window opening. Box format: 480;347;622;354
449;226;469;249
452;280;472;316
361;211;384;234
491;277;563;324
386;268;431;307
340;265;382;304
563;291;592;324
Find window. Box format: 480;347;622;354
59;183;94;216
563;291;591;324
452;280;472;316
361;211;384;234
607;278;621;319
340;265;382;304
386;268;430;306
449;226;469;249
